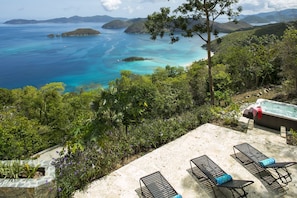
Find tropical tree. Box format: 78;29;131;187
0;88;13;108
18;86;40;119
92;85;122;135
0;108;46;159
111;71;158;133
279;27;297;93
145;0;242;105
245;35;279;87
212;63;232;105
187;61;208;105
39;82;65;126
220;34;280;91
220;45;251;90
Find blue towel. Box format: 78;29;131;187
215;174;233;185
173;194;182;198
259;158;275;167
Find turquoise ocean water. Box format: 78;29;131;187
0;23;207;91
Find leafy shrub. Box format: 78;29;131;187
0;160;40;179
287;129;297;146
52;143;122;198
212;103;240;126
53;106;215;197
0;110;49;159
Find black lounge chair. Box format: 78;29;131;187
139;171;181;198
233;142;297;185
190;155;254;198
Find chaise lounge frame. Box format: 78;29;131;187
139;171;178;198
233;142;297;186
190;155;254;198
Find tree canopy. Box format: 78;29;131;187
279;27;297;92
145;0;242;105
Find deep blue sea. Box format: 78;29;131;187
0;23;207;91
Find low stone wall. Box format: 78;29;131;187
0;160;56;198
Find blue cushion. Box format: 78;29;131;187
215;174;232;185
259;158;275;167
173;194;182;198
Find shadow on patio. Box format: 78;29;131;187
74;121;297;198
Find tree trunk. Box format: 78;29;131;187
295;76;297;93
205;7;215;105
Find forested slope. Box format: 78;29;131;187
211;20;297;54
1;21;297;197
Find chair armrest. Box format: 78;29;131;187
219;180;254;189
265;162;297;168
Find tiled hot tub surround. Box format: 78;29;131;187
0;160;56;198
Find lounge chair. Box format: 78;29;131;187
233;142;297;185
190;155;254;198
139;171;181;198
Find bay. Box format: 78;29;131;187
0;23;207;92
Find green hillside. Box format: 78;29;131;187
211;20;297;54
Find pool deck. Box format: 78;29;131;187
73;118;297;198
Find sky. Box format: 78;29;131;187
1;0;297;22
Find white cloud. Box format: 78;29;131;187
267;0;297;10
123;6;134;14
1;0;297;20
140;0;168;2
100;0;122;11
239;0;297;14
123;5;142;14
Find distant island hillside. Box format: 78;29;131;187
3;15;252;34
101;19;133;29
210;20;297;54
124;19;148;34
48;28;100;38
102;18;252;34
213;21;252;33
4;15;127;24
102;9;297;33
4;8;297;35
239;9;297;24
102;18;148;33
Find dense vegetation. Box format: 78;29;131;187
145;0;242;105
0;22;297;197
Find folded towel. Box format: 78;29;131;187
215;174;232;185
173;194;182;198
252;106;263;119
259;158;275;167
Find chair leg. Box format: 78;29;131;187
211;186;218;198
230;188;248;198
233;147;253;165
233;147;245;163
273;167;292;185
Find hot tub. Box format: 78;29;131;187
243;99;297;131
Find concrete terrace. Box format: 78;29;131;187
73;121;297;198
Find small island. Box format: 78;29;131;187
61;28;100;37
122;57;152;62
48;28;100;38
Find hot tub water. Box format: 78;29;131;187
256;100;297;118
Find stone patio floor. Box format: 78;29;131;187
71;119;297;198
